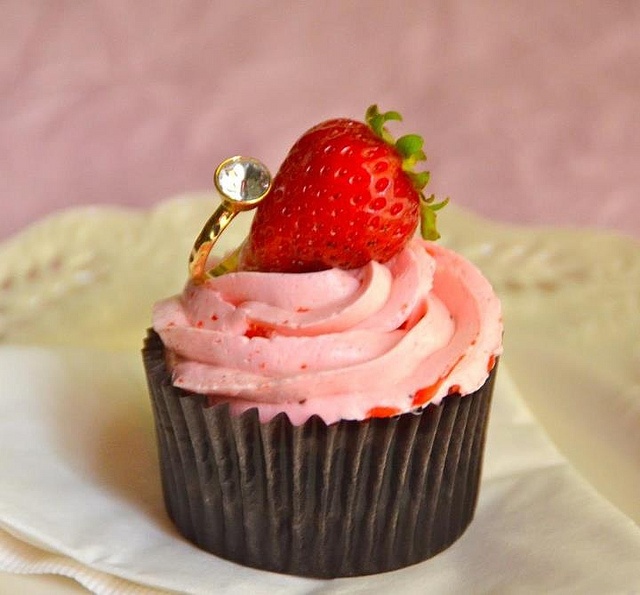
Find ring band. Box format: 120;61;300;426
189;156;272;282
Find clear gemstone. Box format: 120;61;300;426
215;157;271;204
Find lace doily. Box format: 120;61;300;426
1;195;638;364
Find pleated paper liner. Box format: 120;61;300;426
143;329;497;578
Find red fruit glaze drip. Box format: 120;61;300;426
411;379;444;407
366;406;402;419
244;324;272;339
412;353;465;406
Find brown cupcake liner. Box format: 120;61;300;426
143;329;497;578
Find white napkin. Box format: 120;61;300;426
0;526;153;594
1;344;639;594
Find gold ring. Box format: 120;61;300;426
189;156;272;282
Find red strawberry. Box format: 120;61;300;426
238;105;446;273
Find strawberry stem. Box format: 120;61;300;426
366;104;449;242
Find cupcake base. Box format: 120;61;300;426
143;329;497;578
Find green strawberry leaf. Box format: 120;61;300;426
407;170;431;190
431;196;449;211
366;104;402;144
396;135;428;171
395;134;423;156
209;244;242;277
420;194;450;241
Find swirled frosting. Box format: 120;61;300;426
153;238;502;425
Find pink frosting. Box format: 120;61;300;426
153;238;503;425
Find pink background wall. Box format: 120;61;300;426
2;1;639;241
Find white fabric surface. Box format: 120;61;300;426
0;199;638;593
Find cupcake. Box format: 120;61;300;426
143;105;503;578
